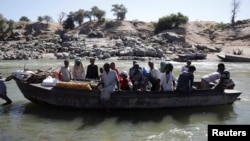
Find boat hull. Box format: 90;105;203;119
217;54;250;62
14;78;241;109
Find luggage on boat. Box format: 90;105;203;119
41;76;57;87
55;81;92;90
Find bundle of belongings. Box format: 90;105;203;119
10;67;92;90
55;81;92;90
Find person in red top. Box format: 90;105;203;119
110;62;121;81
120;71;133;91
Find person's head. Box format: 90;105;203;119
99;67;104;73
188;65;196;73
133;61;137;66
165;63;173;73
148;61;154;69
89;57;95;64
187;60;192;66
75;58;81;66
121;70;128;78
160;61;167;73
110;62;115;69
103;63;110;72
221;71;230;79
134;63;140;70
64;59;69;67
217;63;225;73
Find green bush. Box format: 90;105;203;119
154;12;188;33
216;22;229;30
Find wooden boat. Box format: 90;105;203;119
13;77;242;109
217;54;250;62
174;52;207;62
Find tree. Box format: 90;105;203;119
171;12;189;27
6;20;15;33
73;9;85;25
0;14;15;37
63;14;75;30
231;0;240;29
58;12;67;25
43;15;53;24
111;4;127;20
90;6;106;23
84;10;92;22
95;9;106;22
37;16;43;22
19;16;30;22
91;6;99;20
0;14;9;34
154;12;188;33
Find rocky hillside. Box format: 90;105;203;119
0;19;250;60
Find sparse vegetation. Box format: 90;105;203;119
231;0;240;29
19;16;30;22
216;22;229;29
43;15;53;24
0;14;15;38
154;12;188;33
58;12;67;25
111;4;127;20
73;9;85;25
63;15;75;30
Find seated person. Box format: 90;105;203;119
214;71;235;90
120;71;133;91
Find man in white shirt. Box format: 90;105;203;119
148;61;162;91
181;60;191;72
96;63;120;102
59;59;71;81
161;63;176;91
200;63;225;89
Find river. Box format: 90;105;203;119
0;59;250;141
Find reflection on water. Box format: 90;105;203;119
19;103;237;128
0;59;249;141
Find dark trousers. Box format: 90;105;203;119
0;93;12;103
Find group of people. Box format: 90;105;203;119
177;60;235;92
59;57;99;82
58;58;235;95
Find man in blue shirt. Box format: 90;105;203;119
176;65;196;93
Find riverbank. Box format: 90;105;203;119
39;45;250;62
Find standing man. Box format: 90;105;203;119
96;63;120;109
72;58;85;81
59;59;71;82
161;63;176;92
86;57;99;80
129;60;137;81
181;60;192;72
148;61;162;91
176;65;196;93
0;74;12;106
